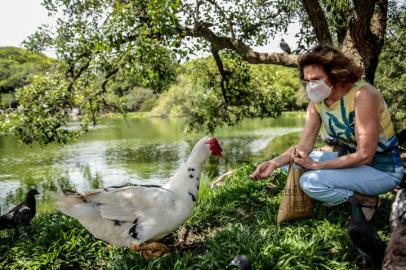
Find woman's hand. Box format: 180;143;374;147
292;148;318;169
249;160;276;180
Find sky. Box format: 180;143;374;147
0;0;55;50
0;0;299;58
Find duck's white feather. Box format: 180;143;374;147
56;136;216;247
58;185;191;246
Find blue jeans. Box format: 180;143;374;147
283;151;403;206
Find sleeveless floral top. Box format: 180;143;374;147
314;80;403;174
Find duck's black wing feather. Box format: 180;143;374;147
0;203;23;229
349;222;386;268
349;197;386;268
383;189;406;269
0;212;14;229
12;204;33;225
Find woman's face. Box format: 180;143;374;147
303;64;333;88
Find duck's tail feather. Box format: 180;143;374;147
50;191;100;217
0;215;10;230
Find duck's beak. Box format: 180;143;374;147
228;260;237;267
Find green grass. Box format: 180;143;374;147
0;163;394;269
281;111;306;118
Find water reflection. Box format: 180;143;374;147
109;143;184;163
0;171;72;214
0;114;304;212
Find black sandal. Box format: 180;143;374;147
358;197;381;221
350;194;381;221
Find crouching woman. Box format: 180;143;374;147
250;45;403;220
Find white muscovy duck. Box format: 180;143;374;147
55;136;222;255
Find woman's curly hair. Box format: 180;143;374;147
298;45;363;84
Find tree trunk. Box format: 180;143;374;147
341;0;388;84
341;33;381;84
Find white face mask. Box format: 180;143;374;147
305;78;332;103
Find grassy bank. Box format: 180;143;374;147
0;163;393;269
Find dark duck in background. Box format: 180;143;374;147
383;189;406;270
348;196;386;269
229;255;252;270
0;188;40;234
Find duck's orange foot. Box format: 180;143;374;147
130;244;140;252
139;242;169;259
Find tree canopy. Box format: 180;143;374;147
0;47;52;95
0;0;404;144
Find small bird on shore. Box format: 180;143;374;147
0;189;40;234
279;38;291;54
229;255;252;270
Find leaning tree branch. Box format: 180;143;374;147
300;0;333;45
183;24;299;67
66;59;91;95
99;66;129;119
210;46;231;105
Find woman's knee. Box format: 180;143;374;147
309;151;338;163
299;171;326;195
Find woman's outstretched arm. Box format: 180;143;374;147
250;102;321;180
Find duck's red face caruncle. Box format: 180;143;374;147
206;137;223;157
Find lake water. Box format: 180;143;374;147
0;114;304;212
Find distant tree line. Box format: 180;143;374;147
0;47;51;109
